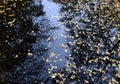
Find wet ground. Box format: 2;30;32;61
0;0;120;84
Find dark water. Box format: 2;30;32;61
0;0;120;83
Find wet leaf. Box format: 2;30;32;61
112;78;118;84
54;60;57;63
70;74;75;79
27;53;32;56
46;58;49;62
0;10;4;14
47;37;51;41
64;49;68;52
59;59;63;61
15;55;18;58
116;74;120;78
51;74;56;78
61;43;65;48
50;52;55;57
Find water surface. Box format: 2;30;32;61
0;0;120;83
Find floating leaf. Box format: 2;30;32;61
50;52;55;57
27;53;32;56
116;74;120;78
15;55;18;58
59;59;63;61
58;72;64;77
46;58;49;62
75;34;79;38
64;49;67;52
61;43;65;47
65;28;71;31
53;37;57;40
47;37;51;41
51;74;56;78
54;60;57;62
112;78;118;84
54;66;57;69
70;74;75;79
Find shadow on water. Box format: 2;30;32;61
0;0;59;83
0;0;46;83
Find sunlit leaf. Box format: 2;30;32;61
27;53;32;56
51;74;56;78
46;58;49;62
70;74;75;79
116;74;120;78
112;78;119;84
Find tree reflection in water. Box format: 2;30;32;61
0;0;120;83
0;0;47;83
58;0;120;83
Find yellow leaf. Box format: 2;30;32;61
70;74;75;79
46;58;49;62
75;34;79;38
0;10;4;14
58;72;64;77
51;74;56;78
27;53;32;56
116;74;120;78
102;76;107;81
112;78;119;84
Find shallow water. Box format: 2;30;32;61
42;0;70;69
0;0;120;83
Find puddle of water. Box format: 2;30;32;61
42;0;70;70
42;0;60;26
